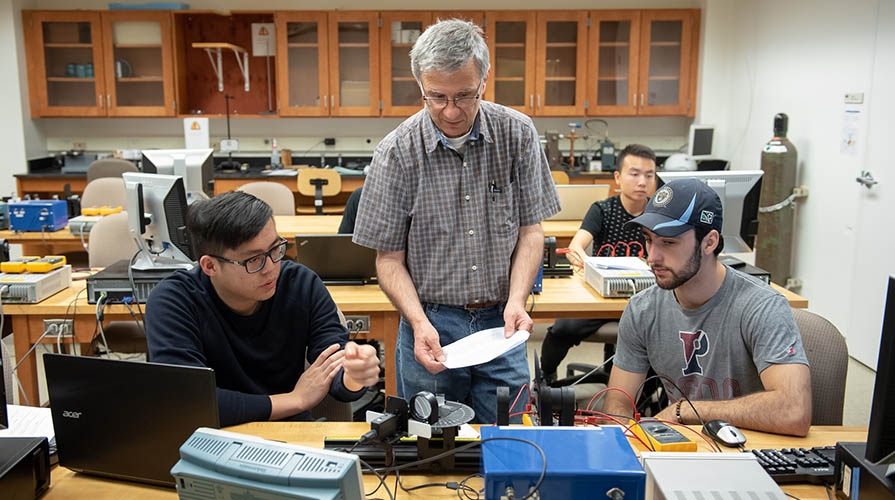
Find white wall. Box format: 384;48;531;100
699;0;894;364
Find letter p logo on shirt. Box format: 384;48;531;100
679;330;710;376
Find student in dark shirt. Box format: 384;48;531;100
145;191;380;426
540;144;657;383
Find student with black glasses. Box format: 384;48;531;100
146;191;380;426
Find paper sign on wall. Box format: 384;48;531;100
252;23;276;57
183;117;209;149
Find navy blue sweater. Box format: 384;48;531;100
145;261;362;426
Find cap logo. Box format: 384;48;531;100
700;210;715;225
653;186;673;207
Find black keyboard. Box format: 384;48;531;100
751;446;837;484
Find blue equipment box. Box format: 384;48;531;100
9;200;69;232
0;201;8;230
481;426;645;500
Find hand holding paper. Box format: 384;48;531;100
440;327;530;369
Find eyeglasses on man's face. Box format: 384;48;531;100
211;238;288;274
422;80;483;110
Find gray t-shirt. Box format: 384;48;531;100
615;266;808;402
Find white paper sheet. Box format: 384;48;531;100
440;327;530;369
0;405;55;441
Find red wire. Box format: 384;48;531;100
585;386;637;415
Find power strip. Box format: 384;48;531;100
629;419;697;452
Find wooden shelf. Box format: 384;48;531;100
650;41;682;47
391;76;415;82
494;76;525;82
44;43;93;48
287;43;319;48
545;42;578;48
648;76;681;81
599;42;630;47
116;76;164;82
495;42;526;48
545;76;577;81
597;76;629;81
338;43;370;48
47;77;96;82
114;43;161;49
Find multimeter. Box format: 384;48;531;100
0;257;40;274
24;256;67;273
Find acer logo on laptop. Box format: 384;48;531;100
61;410;82;419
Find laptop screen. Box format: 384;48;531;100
295;234;377;285
44;354;219;487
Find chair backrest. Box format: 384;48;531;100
792;308;849;425
298;168;342;196
297;169;342;215
81;177;128;209
88;212;139;268
236;181;296;216
551;170;570;185
547;184;611;221
86;159;138;183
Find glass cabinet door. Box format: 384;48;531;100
329;12;380;117
27;11;105;116
276;12;329;116
535;11;586;116
638;10;696;116
587;11;641;116
380;12;429;117
102;11;174;116
486;12;535;116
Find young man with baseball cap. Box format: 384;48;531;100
603;178;812;436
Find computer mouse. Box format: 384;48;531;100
701;419;747;447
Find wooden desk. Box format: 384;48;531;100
6;274;807;408
0;217;579;258
42;422;867;499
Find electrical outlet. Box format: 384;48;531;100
344;315;370;333
43;319;74;337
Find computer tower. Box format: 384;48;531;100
0;437;51;500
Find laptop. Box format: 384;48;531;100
43;354;219;487
295;234;378;285
547;184;612;221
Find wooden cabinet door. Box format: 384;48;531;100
485;11;536;116
535;11;587;116
380;11;430;117
328;11;380;117
587;10;641;116
24;11;107;117
637;9;699;116
276;11;330;117
101;11;175;116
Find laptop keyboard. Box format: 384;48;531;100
751;446;836;484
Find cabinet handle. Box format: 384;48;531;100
537;95;541;108
323;95;327;108
530;95;533;108
640;94;644;106
632;93;637;107
98;94;103;108
107;95;111;108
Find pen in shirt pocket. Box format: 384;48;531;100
489;180;502;202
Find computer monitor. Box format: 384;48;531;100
141;148;215;201
866;275;895;474
688;124;714;160
122;172;195;270
657;170;763;253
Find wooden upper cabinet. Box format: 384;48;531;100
535;11;587;116
24;10;175;118
101;10;175;116
276;11;329;117
588;9;699;117
485;11;536;116
328;11;380;117
485;11;586;116
24;11;107;117
380;11;429;117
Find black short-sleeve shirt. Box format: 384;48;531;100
580;195;647;258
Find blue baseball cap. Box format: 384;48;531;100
625;178;723;237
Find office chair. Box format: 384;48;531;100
237;181;296;216
338;187;363;234
81;177;127;209
88;212;147;356
551;170;570;185
792;308;849;425
297;168;343;215
86;158;138;183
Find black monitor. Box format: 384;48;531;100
656;170;763;253
122;172;195;271
867;275;895;474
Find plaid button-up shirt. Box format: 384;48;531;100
353;101;560;306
